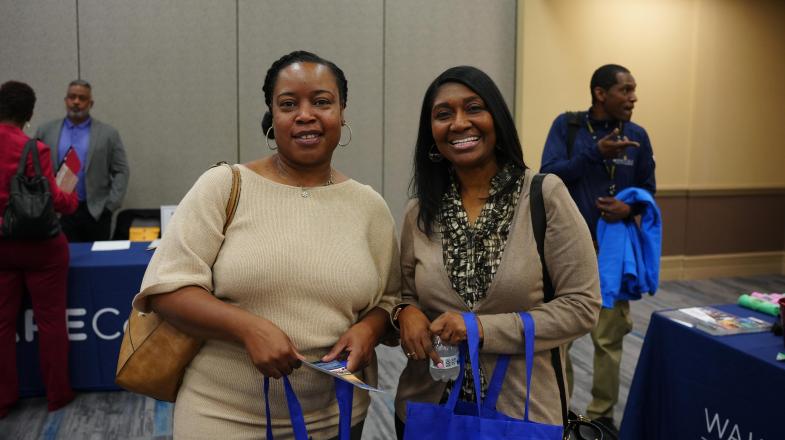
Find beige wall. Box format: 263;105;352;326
516;0;785;191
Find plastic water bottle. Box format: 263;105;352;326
429;335;460;381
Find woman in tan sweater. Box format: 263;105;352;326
133;51;400;440
391;66;601;438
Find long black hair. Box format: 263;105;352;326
411;66;526;237
261;50;348;138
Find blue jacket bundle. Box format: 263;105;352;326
596;187;662;308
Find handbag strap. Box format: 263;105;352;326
445;313;484;415
213;162;241;234
530;173;570;427
480;313;535;422
334;378;353;439
17;139;44;177
264;375;354;440
482;352;510;411
518;312;535;422
565;111;586;160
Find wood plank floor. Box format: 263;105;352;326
2;274;783;439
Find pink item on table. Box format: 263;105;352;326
750;292;785;304
779;298;785;349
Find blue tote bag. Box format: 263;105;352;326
263;375;354;440
403;312;564;440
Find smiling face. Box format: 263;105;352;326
430;82;497;171
596;72;637;121
64;85;93;124
271;62;344;167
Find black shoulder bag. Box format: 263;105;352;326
2;139;62;239
530;174;614;440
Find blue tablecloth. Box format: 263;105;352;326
17;242;152;396
620;304;783;440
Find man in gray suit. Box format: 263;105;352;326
36;80;129;242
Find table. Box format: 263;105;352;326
620;304;783;440
17;242;152;396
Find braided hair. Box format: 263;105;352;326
261;51;348;138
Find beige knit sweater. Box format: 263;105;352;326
133;165;401;440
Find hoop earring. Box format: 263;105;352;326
265;126;277;150
338;122;352;147
428;144;444;163
24;122;31;131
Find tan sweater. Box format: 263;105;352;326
394;170;601;425
133;165;400;440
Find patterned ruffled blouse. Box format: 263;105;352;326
439;163;524;402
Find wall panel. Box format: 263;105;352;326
238;0;384;192
517;0;696;188
688;0;785;189
0;0;78;132
384;0;517;223
79;0;237;209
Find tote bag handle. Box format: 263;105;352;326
264;375;354;440
444;313;485;415
451;312;536;421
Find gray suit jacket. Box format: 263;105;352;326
35;118;130;220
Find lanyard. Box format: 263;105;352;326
586;119;618;196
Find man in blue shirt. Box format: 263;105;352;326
540;64;656;434
36;80;129;242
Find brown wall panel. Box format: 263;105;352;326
685;193;785;255
656;195;687;255
658;191;784;257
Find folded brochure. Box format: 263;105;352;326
55;146;81;193
303;360;385;393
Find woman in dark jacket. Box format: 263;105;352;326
0;80;78;417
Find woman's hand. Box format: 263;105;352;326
399;306;440;365
321;321;377;372
430;311;484;346
241;317;304;379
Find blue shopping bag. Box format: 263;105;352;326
404;312;564;440
263;374;354;440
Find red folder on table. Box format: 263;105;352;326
55;146;81;194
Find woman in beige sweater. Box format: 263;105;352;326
392;66;601;438
133;51;400;440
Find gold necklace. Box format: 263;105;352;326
273;155;334;198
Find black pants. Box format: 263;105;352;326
324;421;364;440
60;202;112;242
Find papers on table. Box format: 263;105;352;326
662;306;771;336
146;239;160;251
91;240;131;251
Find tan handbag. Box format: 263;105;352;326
115;163;241;402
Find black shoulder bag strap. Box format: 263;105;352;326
18;138;44;176
565;111;586;160
530;173;569;428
